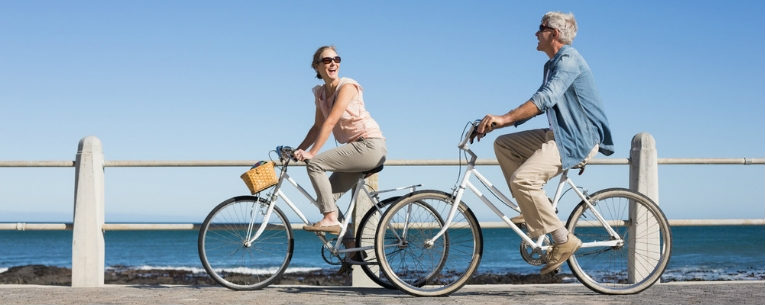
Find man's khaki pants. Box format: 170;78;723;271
493;129;597;238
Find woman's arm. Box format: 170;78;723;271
296;107;323;151
295;83;357;160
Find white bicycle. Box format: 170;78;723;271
374;121;672;296
198;146;425;290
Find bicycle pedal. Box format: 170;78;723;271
337;263;353;275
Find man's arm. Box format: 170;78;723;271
473;100;541;141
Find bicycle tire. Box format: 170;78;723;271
375;190;483;297
566;188;672;295
355;196;400;289
198;195;293;290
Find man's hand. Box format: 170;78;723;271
471;115;501;143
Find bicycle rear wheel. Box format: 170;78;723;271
355;196;400;289
566;188;671;295
198;195;293;290
375;190;483;297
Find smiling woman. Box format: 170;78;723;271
292;45;387;234
0;0;762;239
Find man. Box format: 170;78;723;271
473;11;614;274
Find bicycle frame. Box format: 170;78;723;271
247;157;419;258
427;123;623;251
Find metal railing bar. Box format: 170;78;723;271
0;161;75;167
3;219;763;231
4;158;763;168
657;158;765;165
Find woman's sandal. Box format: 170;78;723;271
303;223;342;234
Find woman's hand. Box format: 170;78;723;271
294;149;314;161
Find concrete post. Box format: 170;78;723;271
628;133;660;283
72;136;105;287
351;173;379;287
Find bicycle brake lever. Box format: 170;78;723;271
276;146;296;162
469;120;498;143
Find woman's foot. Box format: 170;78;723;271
304;212;342;234
303;222;343;234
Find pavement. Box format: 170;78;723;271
0;281;763;305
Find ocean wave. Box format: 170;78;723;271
207;266;323;275
0;268;7;274
107;265;208;274
106;265;322;276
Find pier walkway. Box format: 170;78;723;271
1;281;763;305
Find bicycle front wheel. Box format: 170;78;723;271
566;188;672;295
375;190;483;297
198;196;293;290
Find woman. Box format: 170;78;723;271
294;45;387;234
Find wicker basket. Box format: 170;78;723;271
240;161;277;194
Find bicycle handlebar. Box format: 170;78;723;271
462;119;498;148
467;119;482;140
275;145;296;162
459;119;482;148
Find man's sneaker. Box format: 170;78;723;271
540;232;581;274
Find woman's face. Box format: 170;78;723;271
316;49;340;82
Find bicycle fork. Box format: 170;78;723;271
244;200;277;247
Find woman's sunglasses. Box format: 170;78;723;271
320;56;342;64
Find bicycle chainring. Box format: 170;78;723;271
519;235;551;266
321;238;343;265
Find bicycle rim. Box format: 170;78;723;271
566;188;672;294
198;196;293;290
375;191;483;296
356;197;399;289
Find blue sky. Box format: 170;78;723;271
1;1;763;223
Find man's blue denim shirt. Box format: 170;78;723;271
526;45;614;169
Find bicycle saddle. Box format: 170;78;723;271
363;165;384;177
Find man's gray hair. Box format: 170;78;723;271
543;11;577;45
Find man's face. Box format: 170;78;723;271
536;24;556;53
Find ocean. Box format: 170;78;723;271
1;225;763;281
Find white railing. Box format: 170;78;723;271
1;134;764;287
4;218;765;232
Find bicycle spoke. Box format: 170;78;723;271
198;196;293;290
567;189;671;295
376;191;483;296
